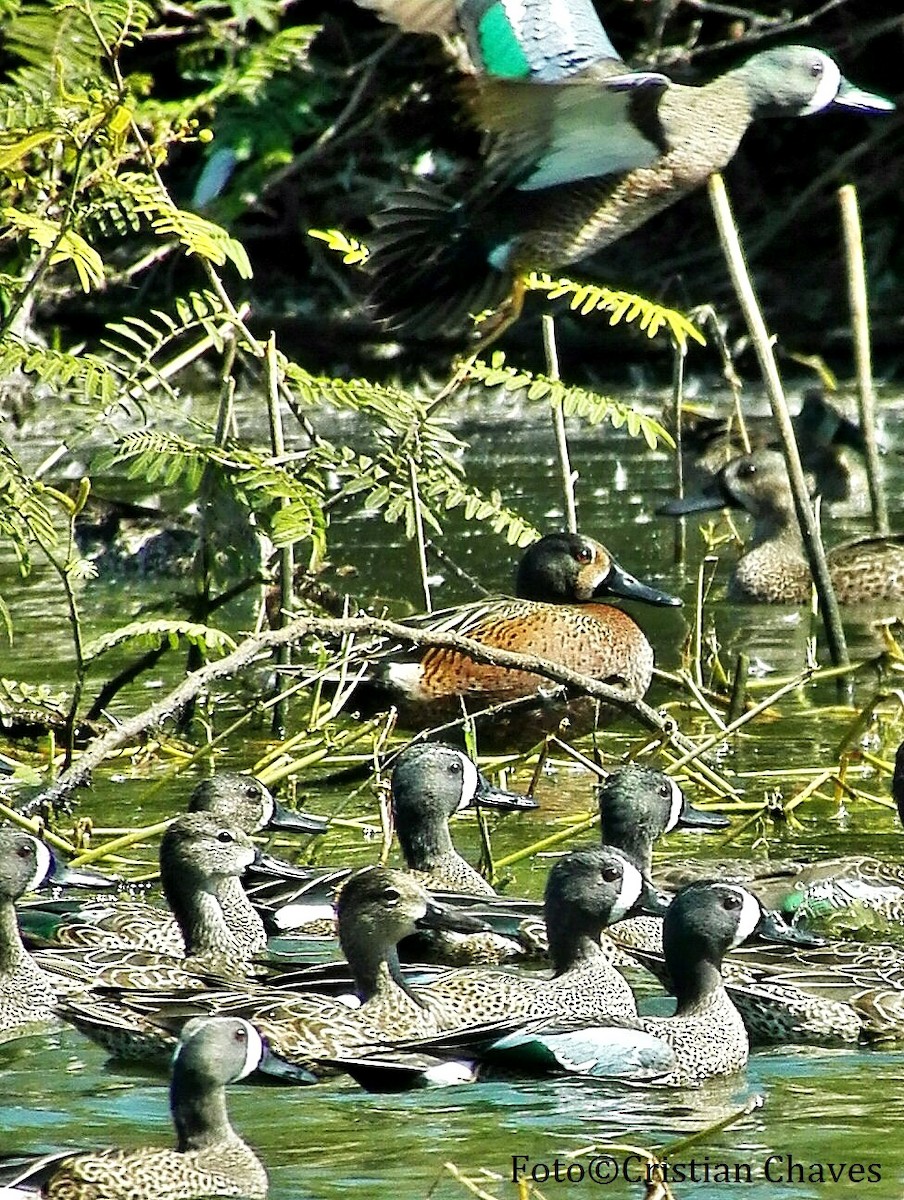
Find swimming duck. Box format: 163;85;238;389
659;449;904;603
32;813;269;992
0;828;112;1039
348;878;808;1087
7;1017;312;1200
357;1;893;339
59;851;664;1084
344;532;679;744
57;867;493;1072
20;775;325;956
679;388;867;507
258;743;540;965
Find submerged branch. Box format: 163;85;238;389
32;612;702;809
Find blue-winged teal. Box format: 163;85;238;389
255;739;535;945
21;776;324;957
9;1017;311;1200
626;880;811;1084
33;813;269;992
357;1;893;338
0;828;111;1039
348;532;679;743
680;388;867;507
660;449;904;603
57;867;492;1074
60;852;662;1084
366;877;809;1086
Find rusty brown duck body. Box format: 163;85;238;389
347;531;679;743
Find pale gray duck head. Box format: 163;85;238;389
596;765;728;877
188;772;328;836
543;846;654;975
0;825;112;901
391;743;536;873
731;46;893;118
663;881;814;1012
171;1015;313;1152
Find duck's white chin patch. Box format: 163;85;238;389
664;778;684;833
730;888;763;947
458;755;480;811
609;857;644;925
802;55;841;114
28;840;52;892
240;1021;265;1078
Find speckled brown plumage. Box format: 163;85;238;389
370;532;677;742
668;450;904;604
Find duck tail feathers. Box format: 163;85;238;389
363;179;511;340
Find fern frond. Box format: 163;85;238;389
525;273;705;352
1;209;104;291
83;619;237;665
464;354;674;450
230;26;318;101
108;431;326;552
0;338;121;406
308;228;369;266
0;440;59;573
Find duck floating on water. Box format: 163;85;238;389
659;448;904;604
340;531;680;744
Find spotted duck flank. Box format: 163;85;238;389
345;532;679;743
8;1017;312;1200
356;1;893;339
659;449;904;604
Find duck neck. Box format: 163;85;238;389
217;877;266;951
165;870;237;957
0;896;28;973
670;942;724;1013
548;922;603;977
746;498;801;551
599;817;653;877
171;1066;235;1152
342;928;423;1007
396;812;454;874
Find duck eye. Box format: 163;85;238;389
810;59;824;78
16;843;33;860
723;893;742;911
574;544;593;564
234;1025;247;1043
383;887;401;904
738;462;757;479
448;759;462;775
217;830;235;843
657;782;671;799
601;866;621;884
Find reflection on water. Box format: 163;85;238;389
4;1028;904;1199
2;387;904;1197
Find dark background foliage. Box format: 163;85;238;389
40;2;904;381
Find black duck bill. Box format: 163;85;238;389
599;557;682;608
474;771;539;811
